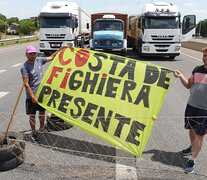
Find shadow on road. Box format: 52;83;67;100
23;132;118;163
143;149;189;168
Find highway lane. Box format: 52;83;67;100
0;43;206;179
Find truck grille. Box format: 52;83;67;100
100;40;117;46
151;35;174;41
45;34;66;39
154;44;170;52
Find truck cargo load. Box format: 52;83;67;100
39;1;90;55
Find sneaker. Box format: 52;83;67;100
38;128;47;133
185;159;195;174
31;132;39;142
180;145;192;156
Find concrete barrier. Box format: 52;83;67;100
181;39;207;52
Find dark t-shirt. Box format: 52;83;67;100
188;65;207;110
20;57;47;99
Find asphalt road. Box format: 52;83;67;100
0;42;207;180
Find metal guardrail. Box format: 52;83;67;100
0;35;38;45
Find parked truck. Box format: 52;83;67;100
90;13;128;55
127;2;196;59
38;1;90;55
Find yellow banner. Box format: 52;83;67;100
36;47;171;156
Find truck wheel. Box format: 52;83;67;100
44;52;50;56
121;48;127;56
0;132;25;163
169;56;176;60
138;41;143;58
80;38;84;48
132;46;136;51
74;37;78;47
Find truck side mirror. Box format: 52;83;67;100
75;17;78;28
87;23;89;29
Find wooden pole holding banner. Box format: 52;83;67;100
1;75;28;148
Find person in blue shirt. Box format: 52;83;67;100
21;45;66;141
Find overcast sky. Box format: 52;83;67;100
0;0;206;22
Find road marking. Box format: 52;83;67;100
0;70;7;74
116;164;137;179
12;63;23;67
0;92;9;99
181;52;202;62
116;148;137;179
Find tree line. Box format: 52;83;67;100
196;20;207;37
0;13;37;36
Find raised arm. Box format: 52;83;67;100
46;45;68;62
173;70;194;89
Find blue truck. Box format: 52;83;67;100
90;13;128;55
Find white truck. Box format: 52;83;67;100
38;1;90;55
127;2;196;59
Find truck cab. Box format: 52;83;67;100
90;13;128;55
128;2;196;59
39;2;90;55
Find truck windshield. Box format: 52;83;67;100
94;21;123;31
40;17;72;28
145;17;180;29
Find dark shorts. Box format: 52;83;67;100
185;104;207;135
26;99;45;115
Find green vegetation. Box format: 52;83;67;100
0;13;38;47
196;20;207;37
0;13;38;39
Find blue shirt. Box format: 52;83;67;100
21;57;47;99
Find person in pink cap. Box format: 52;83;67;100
21;45;67;142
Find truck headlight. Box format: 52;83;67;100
67;43;73;47
118;41;123;45
39;43;44;48
143;46;150;52
94;41;98;45
174;46;180;51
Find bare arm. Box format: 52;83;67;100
23;77;38;103
173;70;194;89
46;45;68;62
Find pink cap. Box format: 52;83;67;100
26;46;37;53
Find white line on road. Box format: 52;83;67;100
181;52;202;62
116;164;137;180
0;92;9;99
0;70;7;74
12;63;23;67
116;148;137;179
